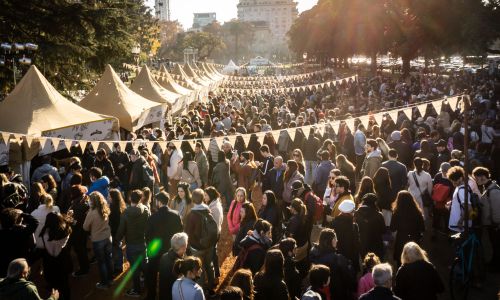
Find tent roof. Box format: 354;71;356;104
172;64;201;90
0;65;117;136
79;64;161;131
158;65;192;95
130;65;181;105
183;63;210;86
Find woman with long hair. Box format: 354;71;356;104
227;187;248;239
40;174;58;204
282;160;304;205
27;182;48;213
354;193;386;259
291;149;305;175
141;186;152;211
32;194;60;249
233;202;258;255
258;190;282;243
390;191;425;265
83;192;113;288
318;139;337;162
40;212;72;300
394;242;444;300
172;256;205;300
336;154;356;193
331;199;361;273
373;167;395;226
169;182;193;222
253;249;290;300
408;157;433;219
204;186;223;281
357;253;381;298
177;152;202;191
229;269;254;300
235;219;272;275
109;189;126;275
354;177;375;208
211;150;234;210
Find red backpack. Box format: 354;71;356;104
432;183;452;209
306;191;324;223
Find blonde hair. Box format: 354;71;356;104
89;192;110;220
41;194;54;209
401;242;429;265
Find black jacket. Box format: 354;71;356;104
309;245;357;300
394;260;444;300
109;150;130;186
159;249;183;300
302;134;320;161
258;205;282;243
254;272;289;300
359;287;401;300
233;219;257;255
283;256;301;299
145;206;183;257
94;158;115;180
267;167;285;199
381;160;408;194
390;209;425;262
331;214;361;272
388;140;412;167
354;205;386;258
0;214;38;277
238;234;268;275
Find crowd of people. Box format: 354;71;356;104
0;66;499;300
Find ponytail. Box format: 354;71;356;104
173;256;202;277
290;198;307;220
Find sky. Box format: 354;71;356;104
145;0;318;29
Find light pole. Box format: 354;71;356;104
1;42;38;85
131;44;141;67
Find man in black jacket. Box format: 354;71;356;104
388;131;412;167
144;192;183;300
158;232;188;300
382;149;408;192
0;209;38;277
360;263;401;300
267;156;285;200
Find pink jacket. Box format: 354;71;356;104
357;272;374;297
227;200;243;235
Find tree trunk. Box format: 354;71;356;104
402;55;411;78
370;51;377;75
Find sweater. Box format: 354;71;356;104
0;278;56;300
83;209;112;242
227;200;244;235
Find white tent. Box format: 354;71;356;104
0;65;118;140
79;65;166;132
222;60;240;74
130;65;181;105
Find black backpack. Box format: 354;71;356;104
195;210;218;249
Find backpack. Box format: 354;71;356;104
194;210;218;249
306;191;324;223
432;183;452;209
457;186;482;225
1;182;28;209
141;162;155;187
231;242;263;274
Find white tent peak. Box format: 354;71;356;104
0;65;118;137
130;65;181;104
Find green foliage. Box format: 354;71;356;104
287;0;500;75
0;0;157;95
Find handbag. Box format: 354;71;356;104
412;171;433;207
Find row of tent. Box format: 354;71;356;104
0;62;224;141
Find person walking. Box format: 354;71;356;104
253;249;290;300
159;233;189;300
354;193;386;259
359;263;401;300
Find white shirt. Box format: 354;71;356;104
31;204;60;248
208;198;224;233
449;184;473;232
167;149;183;178
408;170;433;212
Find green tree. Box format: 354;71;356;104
222;20;255;61
180;31;225;60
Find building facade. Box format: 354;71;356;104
237;0;298;46
192;13;217;30
155;0;170;21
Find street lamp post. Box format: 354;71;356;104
131;44;141;67
1;42;38;85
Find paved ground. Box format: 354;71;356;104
32;187;499;299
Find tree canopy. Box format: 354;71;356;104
288;0;500;75
0;0;158;96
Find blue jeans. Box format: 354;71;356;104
93;238;113;285
126;243;147;292
112;239;123;273
304;160;318;185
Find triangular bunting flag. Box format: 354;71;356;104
172;140;182;150
403;108;412;120
157;141;167;153
145;142;155;153
432;101;443;114
90;141;100;152
1;133;11;144
51;138;62;151
39;138;55;155
118;141;128;152
215;137;224;149
318;124;326;137
417;104;427;118
63;139;73;151
388;110;399;123
271;130;281;143
226;135;237;147
448;96;458;110
242;134;251;147
256;132;266;145
374;113;384;126
345;118;355;132
24;136;34;148
103;142;114;153
360;116;370;130
288;128;297;142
